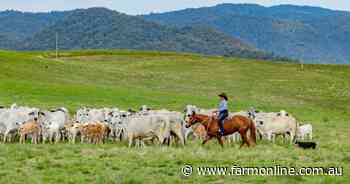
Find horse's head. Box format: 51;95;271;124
185;111;201;128
183;105;198;121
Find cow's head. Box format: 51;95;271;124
76;108;90;123
106;111;123;126
139;105;151;112
128;109;136;114
248;107;259;119
38;111;47;121
28;108;41;121
277;110;289;117
10;103;17;109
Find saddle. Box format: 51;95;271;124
210;115;230;126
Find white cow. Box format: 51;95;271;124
0;106;40;142
125;107;185;146
76;107;115;123
151;110;185;146
78;108;103;123
125;114;170;147
254;113;297;144
297;124;313;140
104;109;129;141
225;132;241;143
136;107;185;145
40;107;70;143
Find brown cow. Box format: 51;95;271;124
80;122;109;144
19;120;41;144
193;124;207;140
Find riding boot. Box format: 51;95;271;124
219;120;224;136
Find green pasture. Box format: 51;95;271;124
0;50;348;183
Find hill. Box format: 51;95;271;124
0;10;68;40
0;8;276;60
0;34;20;50
144;4;350;64
0;50;349;183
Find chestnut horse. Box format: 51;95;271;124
185;112;256;147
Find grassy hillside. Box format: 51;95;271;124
0;50;349;183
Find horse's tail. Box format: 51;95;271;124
249;119;257;144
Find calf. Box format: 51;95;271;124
66;123;82;144
297;124;313;140
81;122;108;144
193;124;207;140
19;120;41;144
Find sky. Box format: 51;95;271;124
0;0;349;15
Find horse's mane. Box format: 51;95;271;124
194;113;217;127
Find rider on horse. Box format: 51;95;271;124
214;93;229;136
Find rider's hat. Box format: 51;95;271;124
218;93;228;101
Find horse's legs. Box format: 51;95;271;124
239;129;250;148
244;132;250;147
239;131;245;148
216;136;224;147
202;136;211;145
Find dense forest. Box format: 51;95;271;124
144;4;350;64
3;3;350;63
0;8;278;60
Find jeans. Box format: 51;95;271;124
218;110;228;135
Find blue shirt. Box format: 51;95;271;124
218;100;228;112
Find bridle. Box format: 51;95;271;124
191;114;213;132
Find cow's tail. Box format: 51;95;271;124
249;119;257;145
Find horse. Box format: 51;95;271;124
185;112;256;148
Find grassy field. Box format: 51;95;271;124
0;49;349;183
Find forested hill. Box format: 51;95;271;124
0;34;19;50
144;4;350;64
0;10;68;40
0;8;277;61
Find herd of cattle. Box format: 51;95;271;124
0;104;313;147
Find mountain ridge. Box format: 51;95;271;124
144;3;350;64
18;8;276;60
2;4;349;63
